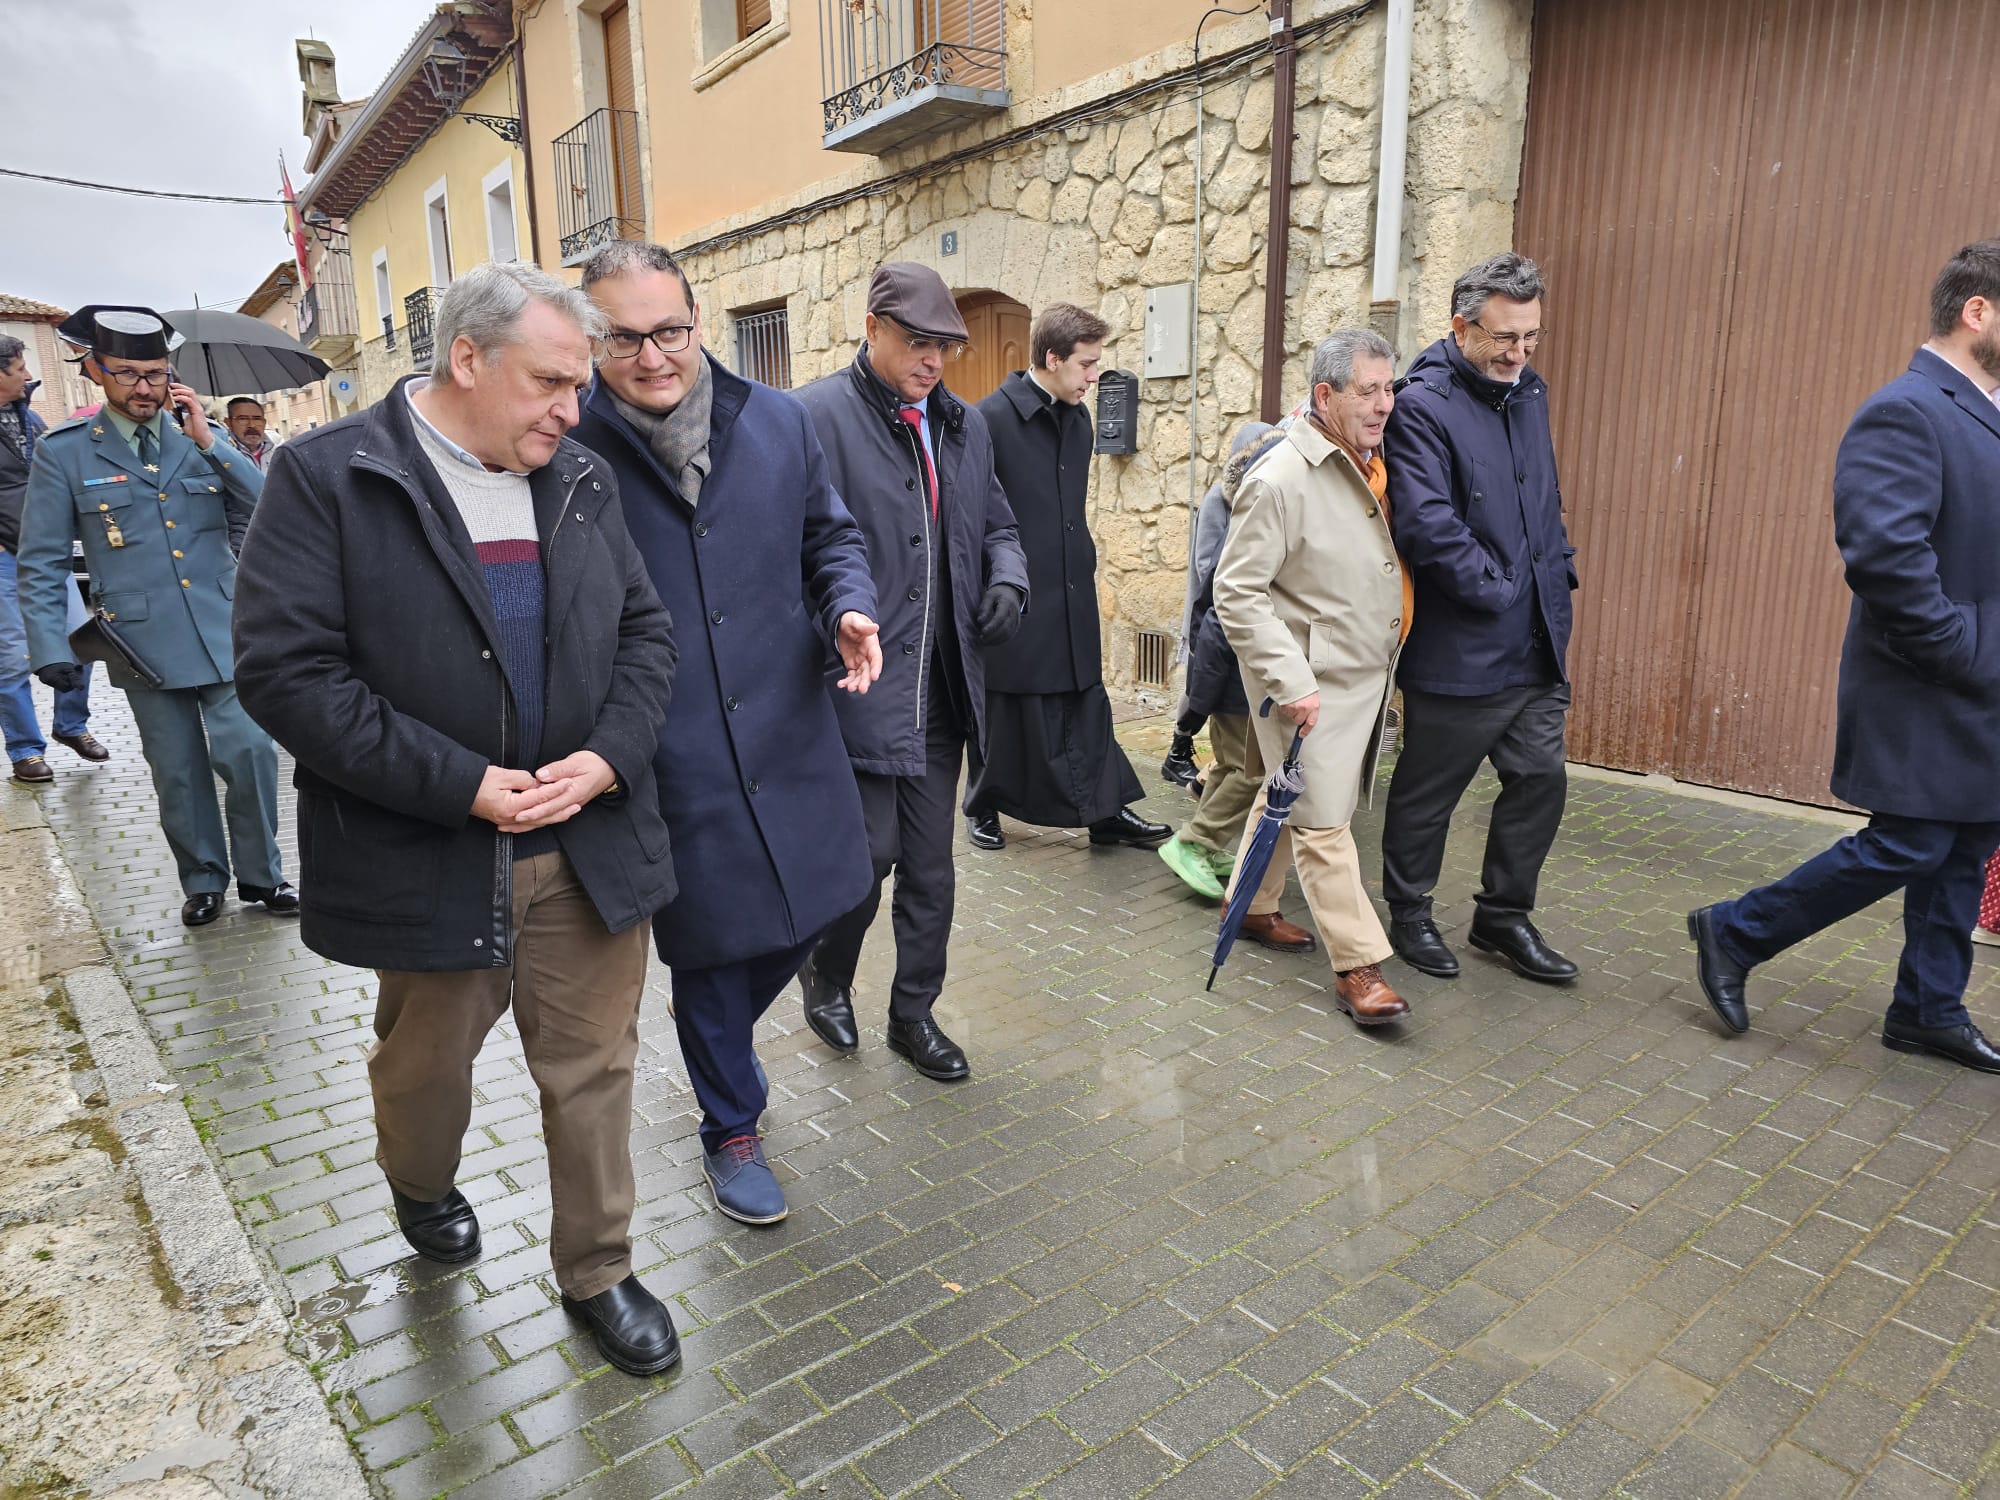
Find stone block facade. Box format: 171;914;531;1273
671;0;1531;698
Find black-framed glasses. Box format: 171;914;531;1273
97;365;173;389
601;324;696;359
1467;320;1543;352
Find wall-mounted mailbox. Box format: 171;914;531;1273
1094;369;1140;455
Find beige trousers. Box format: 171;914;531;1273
369;851;649;1300
1227;786;1394;972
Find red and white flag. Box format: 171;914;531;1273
282;154;313;291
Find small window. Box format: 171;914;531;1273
484;164;518;262
738;0;771;39
734;304;791;390
372;249;393;347
424;177;453;289
1135;629;1172;688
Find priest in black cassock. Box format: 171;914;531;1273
964;304;1169;853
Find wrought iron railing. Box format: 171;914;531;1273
819;0;1006;139
553;108;645;264
405;287;441;368
299;250;357;346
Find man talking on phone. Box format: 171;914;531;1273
16;305;293;927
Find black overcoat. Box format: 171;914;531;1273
573;357;878;970
976;371;1101;694
1829;349;2000;823
231;377;678;972
794;349;1029;776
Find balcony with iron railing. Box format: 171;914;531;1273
299;250;358;358
405;286;441;368
820;0;1008;155
554;108;645;265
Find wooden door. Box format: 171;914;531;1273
954;291;1030;405
602;2;642;232
1515;0;2000;803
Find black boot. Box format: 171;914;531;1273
1160;733;1201;792
391;1186;482;1264
563;1275;681;1376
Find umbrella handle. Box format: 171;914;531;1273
1258;698;1306;762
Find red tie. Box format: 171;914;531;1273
898;406;938;519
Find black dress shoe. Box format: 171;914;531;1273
562;1274;681;1376
1686;906;1750;1033
1882;1017;2000;1074
391;1186;482;1264
53;731;110;762
1467;913;1579;984
967;810;1005;851
181;892;224;927
885;1015;970;1081
798;954;859;1053
1160;733;1202;792
1390;917;1460;978
239;881;301;914
1088;806;1171;849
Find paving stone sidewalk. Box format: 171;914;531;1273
27;686;2000;1500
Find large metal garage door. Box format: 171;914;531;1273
1516;0;2000;803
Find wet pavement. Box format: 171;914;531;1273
29;687;2000;1499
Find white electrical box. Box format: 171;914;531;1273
1144;283;1193;379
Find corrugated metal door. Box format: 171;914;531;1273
1516;0;2000;804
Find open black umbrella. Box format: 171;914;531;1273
161;307;329;397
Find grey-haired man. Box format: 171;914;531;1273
232;261;682;1376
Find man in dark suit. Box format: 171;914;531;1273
1689;240;2000;1073
575;241;880;1227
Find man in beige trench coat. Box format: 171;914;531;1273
1214;328;1412;1026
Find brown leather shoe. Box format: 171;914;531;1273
1334;964;1411;1026
1240;911;1317;953
9;756;53;784
53;732;110;762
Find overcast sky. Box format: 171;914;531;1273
0;0;441;317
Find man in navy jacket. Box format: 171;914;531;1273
575;242;882;1226
1690;242;2000;1073
1380;253;1580;986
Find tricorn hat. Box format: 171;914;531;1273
865;262;969;344
56;305;185;361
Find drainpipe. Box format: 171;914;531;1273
1257;0;1297;423
513;23;541;264
1369;0;1415;349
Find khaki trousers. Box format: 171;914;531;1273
1227;787;1394;972
369;851;649;1300
1182;712;1261;855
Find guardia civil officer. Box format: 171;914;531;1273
16;307;294;927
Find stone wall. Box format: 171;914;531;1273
676;0;1533;696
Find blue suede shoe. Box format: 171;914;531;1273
704;1135;787;1225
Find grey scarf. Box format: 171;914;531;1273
610;356;713;505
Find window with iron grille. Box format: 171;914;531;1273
1135;629;1172;688
734;304;792;390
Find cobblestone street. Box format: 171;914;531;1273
29;689;2000;1499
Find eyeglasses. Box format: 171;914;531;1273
882;316;966;361
1467;320;1543;352
97;366;172;389
601;324;695;359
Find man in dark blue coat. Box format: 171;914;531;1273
576;242;881;1225
1380;253;1580;986
1690;242;2000;1074
794;262;1030;1084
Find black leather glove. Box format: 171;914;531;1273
36;663;86;695
973;584;1026;647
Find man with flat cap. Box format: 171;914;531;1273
17;306;295;927
792;262;1029;1081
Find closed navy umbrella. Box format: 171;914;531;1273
161;307;329;397
1207;701;1308;990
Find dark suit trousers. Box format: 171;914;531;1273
1382;683;1570;922
815;670;963;1022
1712;815;2000;1029
671;934;819;1154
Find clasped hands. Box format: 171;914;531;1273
471;750;618;833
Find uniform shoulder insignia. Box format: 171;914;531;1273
44;415;90;436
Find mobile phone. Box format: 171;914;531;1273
168;365;193;424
